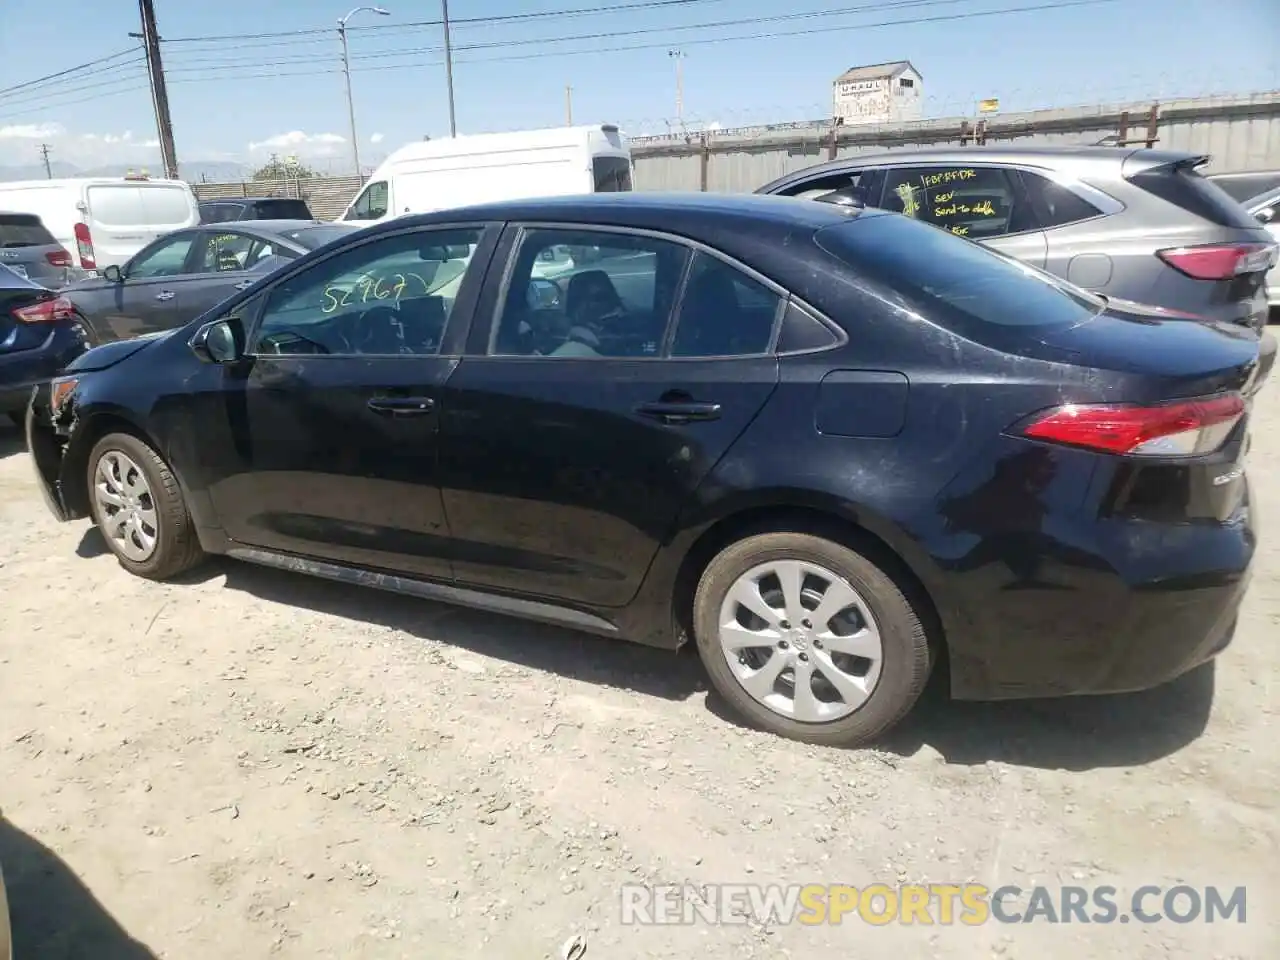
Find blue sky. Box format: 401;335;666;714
1;0;1277;173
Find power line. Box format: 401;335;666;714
158;0;732;45
165;0;974;70
0;48;139;97
0;84;152;122
0;61;148;111
161;0;1122;83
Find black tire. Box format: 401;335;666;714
86;431;205;580
692;530;932;747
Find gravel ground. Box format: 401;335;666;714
0;385;1277;960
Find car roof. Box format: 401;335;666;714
202;197;310;205
756;145;1204;190
202;219;324;237
385;191;863;238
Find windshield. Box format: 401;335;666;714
255;199;312;220
283;224;363;250
1246;186;1280;213
0;213;56;248
816;213;1103;335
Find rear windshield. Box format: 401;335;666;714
0;213;56;248
593;156;633;193
282;224;360;250
1131;163;1262;229
200;202;243;223
253;199;312;220
816;214;1102;333
1208;172;1280;203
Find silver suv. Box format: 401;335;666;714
756;146;1277;331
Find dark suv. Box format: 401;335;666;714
199;197;314;224
757;146;1277;331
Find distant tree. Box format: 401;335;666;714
252;154;317;181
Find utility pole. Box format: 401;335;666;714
668;49;686;126
565;86;573;126
441;0;457;136
39;143;53;178
338;7;390;178
135;0;178;180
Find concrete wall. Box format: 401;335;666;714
630;92;1280;193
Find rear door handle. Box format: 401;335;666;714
634;400;722;424
367;396;435;417
154;290;175;302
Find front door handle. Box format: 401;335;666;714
367;396;435;417
154;290;175;302
634;400;722;424
234;279;254;291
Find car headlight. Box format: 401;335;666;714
49;376;79;418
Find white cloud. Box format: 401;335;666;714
0;122;64;140
0;123;166;169
247;130;347;158
370;132;384;144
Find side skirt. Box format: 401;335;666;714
225;546;621;638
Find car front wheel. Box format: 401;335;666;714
693;531;932;747
87;432;205;579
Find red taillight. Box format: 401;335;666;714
1156;242;1276;280
11;295;76;324
73;222;96;270
45;248;72;267
1021;393;1245;457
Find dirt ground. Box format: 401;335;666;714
0;385;1277;960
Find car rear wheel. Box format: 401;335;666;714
87;432;204;580
692;531;931;747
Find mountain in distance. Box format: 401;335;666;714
0;159;255;183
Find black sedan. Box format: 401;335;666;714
0;265;88;425
24;193;1272;746
63;219;359;344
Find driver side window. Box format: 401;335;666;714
128;234;195;279
346;181;388;221
250;226;483;357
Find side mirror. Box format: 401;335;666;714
102;264;124;283
189;318;242;364
1256;206;1275;225
526;277;561;310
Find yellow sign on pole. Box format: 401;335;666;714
978;98;1000;114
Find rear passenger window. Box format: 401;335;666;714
670;253;781;358
1019;172;1103;228
782;171;874;205
881;166;1036;239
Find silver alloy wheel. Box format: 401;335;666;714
93;450;159;562
718;559;884;723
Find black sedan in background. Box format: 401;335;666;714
63;220;358;344
0;265;87;424
25;193;1271;746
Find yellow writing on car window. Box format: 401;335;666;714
894;181;921;219
951;225;970;237
932;199;998;218
921;168;978;188
320;271;430;314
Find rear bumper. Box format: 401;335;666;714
0;320;88;412
940;493;1256;701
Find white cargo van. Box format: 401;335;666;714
340;124;633;225
0;176;199;275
